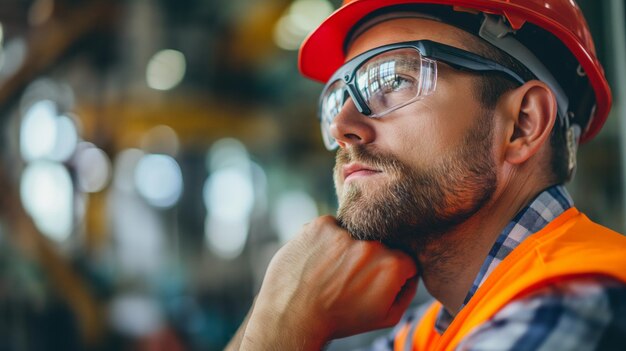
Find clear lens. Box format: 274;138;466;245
317;47;437;151
319;79;347;150
320;116;337;150
355;48;435;117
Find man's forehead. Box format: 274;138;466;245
345;17;476;61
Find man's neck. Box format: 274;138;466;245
416;176;551;315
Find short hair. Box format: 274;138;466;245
461;34;570;184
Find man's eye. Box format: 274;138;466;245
381;75;413;93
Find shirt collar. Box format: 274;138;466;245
434;185;574;334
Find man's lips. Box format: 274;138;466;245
342;163;381;182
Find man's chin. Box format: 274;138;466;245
337;202;394;242
337;214;386;242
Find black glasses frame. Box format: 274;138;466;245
320;39;529;118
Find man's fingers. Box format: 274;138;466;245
385;276;419;326
394;251;418;279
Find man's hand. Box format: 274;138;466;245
239;216;418;350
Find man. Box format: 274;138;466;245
227;1;626;350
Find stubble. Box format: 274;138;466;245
334;111;497;253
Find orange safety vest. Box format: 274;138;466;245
394;207;626;351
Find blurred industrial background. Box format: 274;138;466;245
0;0;623;350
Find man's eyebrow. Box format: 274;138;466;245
448;30;484;53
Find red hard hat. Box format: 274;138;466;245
298;0;612;143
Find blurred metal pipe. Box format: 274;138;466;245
608;0;626;229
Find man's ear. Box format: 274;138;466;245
501;81;558;165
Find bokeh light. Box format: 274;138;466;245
146;49;186;91
206;168;255;222
75;143;112;193
204;139;255;259
49;114;79;162
140;125;180;156
207;138;250;171
20;78;75;115
109;294;164;338
134;154;184;208
204;167;255;259
272;190;318;243
273;0;334;50
20;100;58;161
204;217;250;260
20;161;74;242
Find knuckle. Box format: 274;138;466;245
318;215;337;225
353;240;377;256
307;215;334;229
381;255;413;278
300;216;345;244
382;257;402;273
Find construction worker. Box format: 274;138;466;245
227;1;626;350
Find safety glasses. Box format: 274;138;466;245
318;39;527;150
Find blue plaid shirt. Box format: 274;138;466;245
366;185;626;350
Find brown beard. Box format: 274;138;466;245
333;111;496;253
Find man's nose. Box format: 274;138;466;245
328;98;375;149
